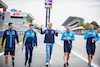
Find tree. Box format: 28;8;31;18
94;25;98;30
75;21;100;30
90;21;99;28
84;22;90;30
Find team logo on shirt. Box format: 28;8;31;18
7;31;9;35
45;29;54;34
64;33;67;36
12;31;15;35
93;32;96;36
45;30;48;34
51;30;54;34
69;32;72;36
32;33;34;36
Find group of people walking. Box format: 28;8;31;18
1;22;99;67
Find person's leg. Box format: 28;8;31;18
4;48;9;67
67;53;70;62
11;55;15;66
86;47;92;66
5;55;9;66
88;54;92;66
28;47;33;67
63;44;68;66
64;52;67;64
11;55;15;62
25;46;29;63
66;47;71;62
25;46;29;65
50;43;53;59
91;47;95;60
46;43;50;63
49;44;53;65
29;47;33;64
10;49;15;67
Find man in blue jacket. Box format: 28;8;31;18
61;25;75;67
1;22;19;67
84;24;99;67
41;23;58;66
22;24;37;67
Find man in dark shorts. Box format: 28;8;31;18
61;25;75;67
1;22;19;67
84;24;99;67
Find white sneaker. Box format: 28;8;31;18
46;62;49;66
49;59;52;65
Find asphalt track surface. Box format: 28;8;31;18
0;34;100;67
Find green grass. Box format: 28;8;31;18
0;35;24;52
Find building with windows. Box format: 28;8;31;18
0;11;35;31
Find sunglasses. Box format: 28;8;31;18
30;25;33;26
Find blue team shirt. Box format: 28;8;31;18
84;30;99;41
27;29;34;38
61;31;75;41
61;31;75;47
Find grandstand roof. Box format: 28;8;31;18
0;0;8;9
62;16;84;26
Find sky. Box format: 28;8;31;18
1;0;100;30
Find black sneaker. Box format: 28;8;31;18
46;62;49;66
12;61;14;67
25;62;27;65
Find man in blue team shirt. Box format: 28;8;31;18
41;23;58;66
61;25;75;67
1;22;19;67
22;24;37;67
84;24;99;67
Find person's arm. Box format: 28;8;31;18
84;31;90;39
41;29;46;34
1;31;6;47
71;32;75;41
15;31;19;43
61;33;66;41
34;32;37;47
22;31;27;46
96;31;99;41
54;30;58;36
40;25;46;34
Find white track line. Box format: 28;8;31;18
0;42;22;56
0;52;4;56
55;40;98;67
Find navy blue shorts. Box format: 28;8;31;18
64;44;72;53
86;47;95;55
4;48;15;55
